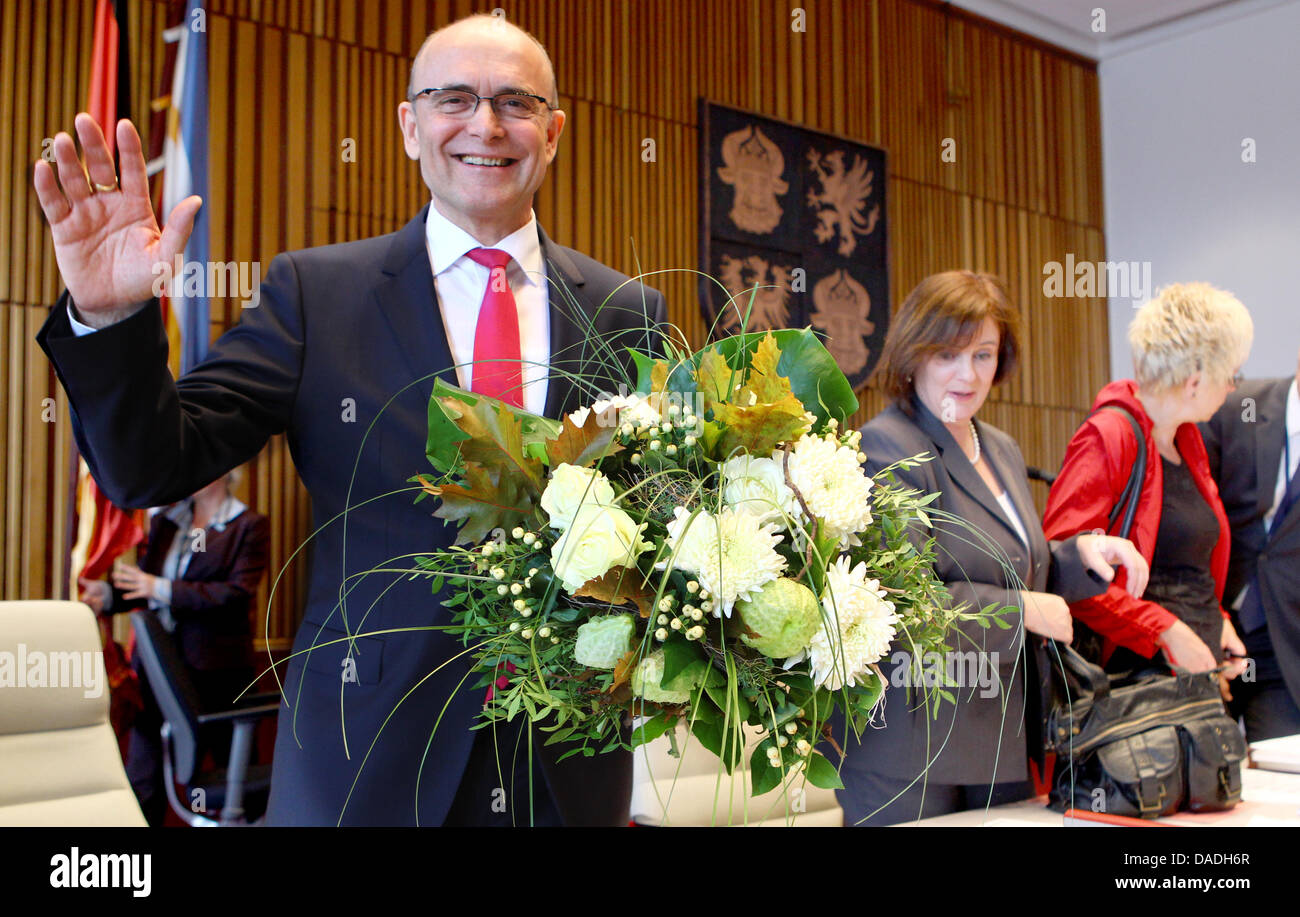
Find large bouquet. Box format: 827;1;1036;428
412;328;1005;800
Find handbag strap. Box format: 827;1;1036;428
1052;640;1110;699
1091;405;1147;539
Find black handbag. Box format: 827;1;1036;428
1047;643;1244;818
1070;404;1147;662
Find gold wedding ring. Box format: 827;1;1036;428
93;180;118;193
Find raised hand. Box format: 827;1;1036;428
32;113;202;327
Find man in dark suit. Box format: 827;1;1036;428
1201;350;1300;741
34;14;664;825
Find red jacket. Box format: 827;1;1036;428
1042;379;1230;660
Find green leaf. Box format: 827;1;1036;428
630;349;671;396
689;718;744;772
805;752;844;790
688;696;720;724
666;328;858;428
426;378;557;484
631;713;675;748
690;719;723;762
749;743;783;796
660;638;706;687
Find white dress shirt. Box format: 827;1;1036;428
69;204;553;416
424;204;550;416
1262;378;1300;533
995;489;1031;548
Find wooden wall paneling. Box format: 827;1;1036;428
3;312;16;597
310;34;332;244
23;304;47;598
0;0;17;307
285;30;309;251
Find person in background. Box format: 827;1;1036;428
80;467;270;826
1200;345;1300;740
841;270;1147;825
1043;283;1251;693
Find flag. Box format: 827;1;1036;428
162;0;209;375
86;0;130;158
71;0;146;598
71;461;145;583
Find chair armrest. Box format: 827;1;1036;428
197;702;280;725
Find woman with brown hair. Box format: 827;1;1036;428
838;270;1148;825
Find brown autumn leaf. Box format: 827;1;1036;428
710;332;811;456
610;649;638;693
546;407;624;468
573;568;657;618
436;393;543;493
650;359;669;395
694;347;736;416
425;461;531;545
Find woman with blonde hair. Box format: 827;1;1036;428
1043;282;1253;682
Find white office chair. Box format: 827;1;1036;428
631;722;843;826
0;600;146;826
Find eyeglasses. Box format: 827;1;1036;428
409;87;554;120
1230;371;1245;387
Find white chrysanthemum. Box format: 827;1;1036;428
661;506;787;617
786;433;874;545
796;555;898;690
720;454;797;527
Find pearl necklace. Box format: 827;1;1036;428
968;421;981;464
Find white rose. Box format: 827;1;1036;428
721;454;796;527
540;463;617;530
550;504;652;591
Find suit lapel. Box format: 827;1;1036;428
373;204;457;388
914;402;1031;554
1254;379;1289;519
540;228;594;419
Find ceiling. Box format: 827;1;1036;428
949;0;1286;59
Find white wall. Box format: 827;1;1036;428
1102;0;1300;381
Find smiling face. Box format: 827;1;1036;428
912;317;1001;428
397;20;565;244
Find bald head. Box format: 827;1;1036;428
407;14;558;106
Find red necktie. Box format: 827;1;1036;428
465;247;523;409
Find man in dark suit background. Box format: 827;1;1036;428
1201;348;1300;742
34;14;665;825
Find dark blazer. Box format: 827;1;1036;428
109;506;270;673
848;400;1101;785
38;204;666;826
1201;377;1300;710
